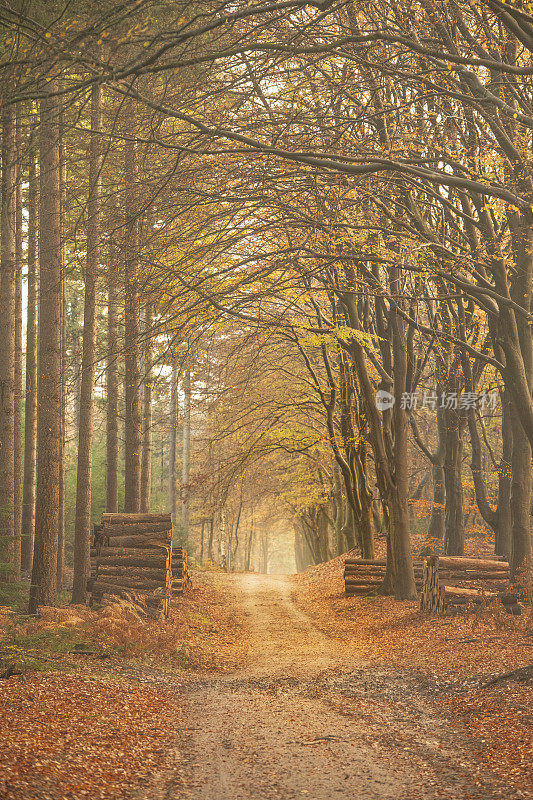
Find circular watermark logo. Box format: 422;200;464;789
375;390;395;411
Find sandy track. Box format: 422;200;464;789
147;574;521;800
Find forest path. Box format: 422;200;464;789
146;574;514;800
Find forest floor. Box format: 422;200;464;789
0;565;532;799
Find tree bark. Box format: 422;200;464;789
21;146;38;572
106;235;119;513
13;108;23;579
56;109;67;591
140;304;153;513
0;100;16;581
123;125;141;512
443;407;465;555
181;362;191;539
510;408;532;578
169;366;178;522
30;84;62;612
72;84;102;604
495;391;512;558
389;282;417;600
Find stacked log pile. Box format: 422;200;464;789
171;547;191;596
344;558;424;596
420;556;518;614
88;513;173;618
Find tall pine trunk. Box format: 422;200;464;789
106;241;119;512
56;110;67;590
72;85;102;603
13;107;23;578
21;147;38;572
30;84;62;612
123;129;141;512
140;304;153;513
0;101;16;581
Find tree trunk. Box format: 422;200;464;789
207;516;215;562
72;84;102;604
56;111;67;591
261;531;269;573
140;304;153;513
510;409;532;578
200;518;205;564
390;286;417;600
123;127;141;512
169;366;178;522
30;84;62;612
495;390;512;558
21;147;38;572
106;239;119;513
181;362;191;540
508;219;533;578
13;109;23;579
443;408;465;555
0;101;16;581
354;497;375;560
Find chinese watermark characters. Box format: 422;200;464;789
375;390;498;412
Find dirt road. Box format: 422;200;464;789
147;574;521;800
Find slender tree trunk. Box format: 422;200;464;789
245;517;254;570
495;391;512;558
428;462;445;541
0;101;16;581
30;84;62;612
106;243;119;513
443;408;465;555
199;519;205;564
72;85;102;604
169;366;178;522
13;109;23;579
56;110;67;591
123;129;141;512
207;516;214;562
140;304;153;513
21;147;38;572
181;362;191;539
261;531;269;573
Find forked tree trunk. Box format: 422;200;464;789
21;147;38;572
30;84;62;612
0;100;16;581
72;84;102;604
123;125;141;512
